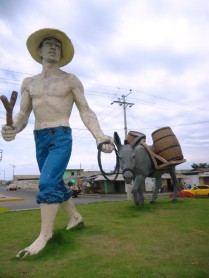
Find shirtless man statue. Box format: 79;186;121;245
1;28;113;258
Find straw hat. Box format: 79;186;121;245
26;28;74;67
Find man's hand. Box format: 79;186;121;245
97;135;114;153
1;125;17;141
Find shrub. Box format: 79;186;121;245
169;191;194;198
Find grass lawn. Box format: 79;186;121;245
0;198;209;278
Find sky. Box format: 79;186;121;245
0;0;209;180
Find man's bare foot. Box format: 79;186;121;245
66;213;84;230
16;234;52;258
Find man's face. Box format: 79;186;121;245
38;37;62;64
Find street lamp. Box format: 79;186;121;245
9;164;15;182
0;170;5;184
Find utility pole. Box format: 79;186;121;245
111;90;135;139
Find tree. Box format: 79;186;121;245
191;163;209;169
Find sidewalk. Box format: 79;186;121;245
0;193;23;202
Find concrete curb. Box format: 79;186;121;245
0;194;24;202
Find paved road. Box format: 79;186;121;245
0;186;169;211
0;186;128;210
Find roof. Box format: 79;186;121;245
14;175;40;180
94;174;124;181
199;172;209;177
95;173;186;181
162;173;187;179
65;168;84;171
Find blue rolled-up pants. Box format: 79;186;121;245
33;126;73;204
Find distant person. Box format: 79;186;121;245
1;28;113;257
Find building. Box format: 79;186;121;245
13;169;101;190
13;175;39;189
94;173;186;194
63;169;101;190
177;169;209;187
13;169;208;192
94;174;125;193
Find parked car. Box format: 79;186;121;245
169;185;209;198
7;184;18;191
182;185;209;197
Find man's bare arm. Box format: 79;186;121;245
13;77;32;133
72;85;107;143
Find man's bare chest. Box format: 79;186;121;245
29;76;71;98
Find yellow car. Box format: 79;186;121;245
7;184;18;191
182;185;209;197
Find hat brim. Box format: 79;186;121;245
26;28;74;67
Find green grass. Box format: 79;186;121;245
0;199;209;278
0;207;10;213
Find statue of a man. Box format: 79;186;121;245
1;28;113;258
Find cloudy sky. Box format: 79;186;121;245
0;0;209;180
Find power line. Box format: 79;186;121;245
111;90;135;138
129;95;209;119
0;67;207;109
1;68;209;125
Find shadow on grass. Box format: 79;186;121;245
122;198;184;215
20;222;107;262
20;227;83;261
12;199;186;262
